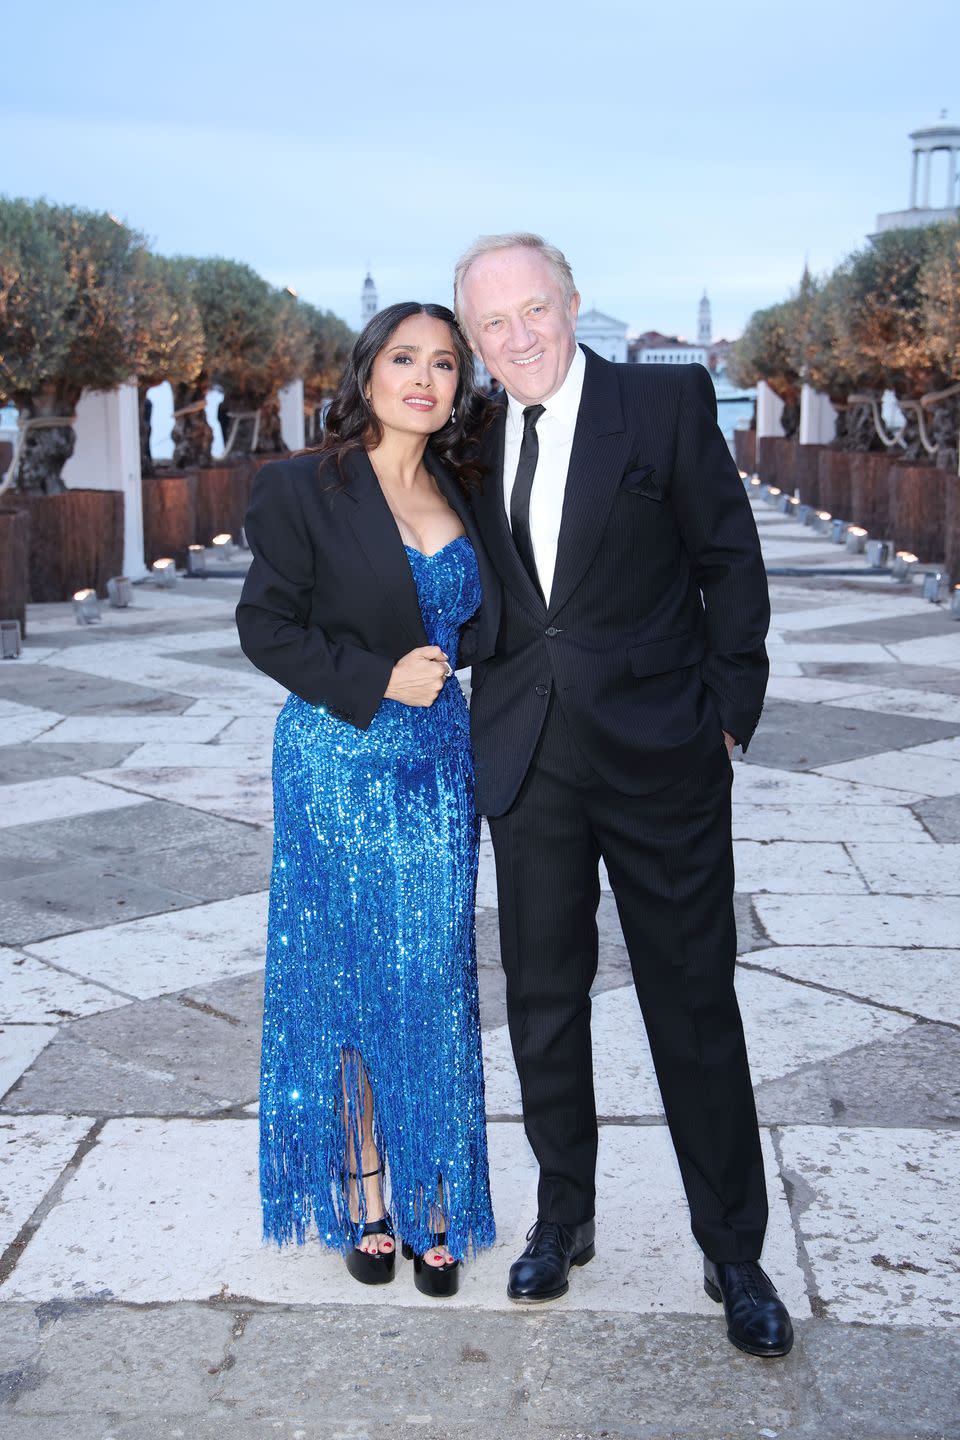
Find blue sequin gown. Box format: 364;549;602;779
260;536;495;1261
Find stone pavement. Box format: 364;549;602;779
1;493;959;1439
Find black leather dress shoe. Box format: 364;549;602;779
704;1258;794;1357
507;1218;595;1302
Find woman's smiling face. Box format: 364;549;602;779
366;312;460;439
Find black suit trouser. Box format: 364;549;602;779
488;696;768;1263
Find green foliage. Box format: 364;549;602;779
727;297;802;403
301;303;355;398
920;222;960;383
178;257;307;408
134;253;204;388
833;226;949;399
0;197;77;405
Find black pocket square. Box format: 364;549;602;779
621;464;661;499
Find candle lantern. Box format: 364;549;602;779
830;518;847;544
891;551;918;583
106;576;132;608
950;585;960;619
865;539;891;569
212;533;233;558
923;570;948;602
0;619;22;659
72;588;101;625
152;558;177;588
186;545;206;576
845;526;868;554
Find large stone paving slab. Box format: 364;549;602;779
482;976;911;1122
0;859;198;945
0;1114;91;1249
0;1027;58;1103
84;765;275;827
777;1126;960;1327
739;946;960;1026
4;798;264;864
731;801;932;843
754;894;959;948
0;664;193;716
0;740;137;784
913;793;960;843
752;1021;960;1129
0;947;129;1023
23;892;268;999
740;698;959;772
1;1118;808;1319
848;842;960;895
815;747;960;797
0;777;149;829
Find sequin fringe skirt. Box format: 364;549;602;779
259;694;496;1262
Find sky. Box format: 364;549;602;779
5;0;958;341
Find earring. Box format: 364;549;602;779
449;406;456;423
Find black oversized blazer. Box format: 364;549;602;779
468;346;770;817
235;445;500;728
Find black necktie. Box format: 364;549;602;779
510;404;545;597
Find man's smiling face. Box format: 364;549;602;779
460;246;580;406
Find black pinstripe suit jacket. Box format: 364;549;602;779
468;346;770;817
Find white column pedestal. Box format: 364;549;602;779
799;384;838;445
756;379;785;439
61;383;146;578
279;380;305;452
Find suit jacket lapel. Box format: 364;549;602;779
547;347;630;617
340;448;428;650
472;398;548;616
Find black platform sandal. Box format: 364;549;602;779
401;1228;461;1298
344;1167;396;1286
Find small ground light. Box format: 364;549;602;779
845;526;868;554
72;588;101;624
891;552;918;583
814;511;832;533
950;585;960;619
0;619;22;659
186;545;206;575
106;576;132;607
212;533;233;558
830;518;847;544
152;558;177;588
865;539;892;569
922;570;948;602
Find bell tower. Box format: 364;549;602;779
697;289;711;347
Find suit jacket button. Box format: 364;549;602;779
535;684;549;697
545;626;559;637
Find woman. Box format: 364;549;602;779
236;303;498;1298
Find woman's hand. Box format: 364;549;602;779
384;646;451;707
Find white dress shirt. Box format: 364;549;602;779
502;344;586;605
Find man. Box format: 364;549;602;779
456;233;792;1358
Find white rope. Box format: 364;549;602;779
172;398;207;418
896;400;937;456
0;414;78;497
222;409;260;458
847;393;908;450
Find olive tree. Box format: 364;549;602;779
0;198;148;493
727;295;804;438
134;253;206;474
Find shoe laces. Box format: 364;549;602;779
526;1219;575;1253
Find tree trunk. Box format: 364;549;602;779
781;400;801;440
12;383;82;494
171;379;214;469
138;382;155;478
255;395;286;454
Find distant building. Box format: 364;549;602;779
874;114;960;234
697;290;712;347
361;271;378;326
630;333;708;367
576;307;628;363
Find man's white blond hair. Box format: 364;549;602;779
453;232;577;334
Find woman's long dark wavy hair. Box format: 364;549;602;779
317;301;486;492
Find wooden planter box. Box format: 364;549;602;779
793;445;825;509
0;489;124;604
817;449;853;519
142;472;198;568
945;472;960;583
733;429;756;474
195;461;257;546
0;507;31;632
849;453;894;539
755;435;783;485
889;464;947;564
